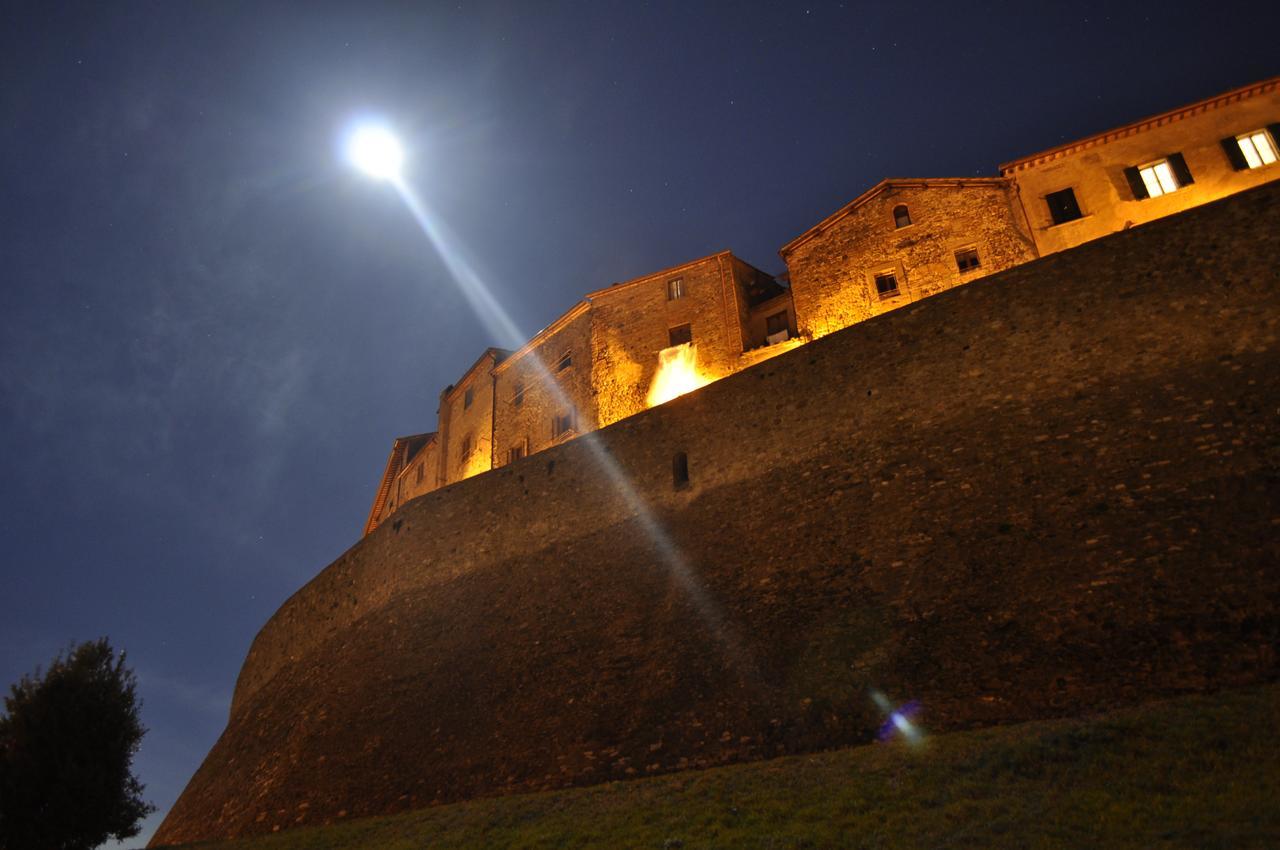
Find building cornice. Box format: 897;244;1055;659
583;250;732;301
492;301;592;374
441;348;511;403
998;76;1280;175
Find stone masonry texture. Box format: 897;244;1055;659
152;183;1280;845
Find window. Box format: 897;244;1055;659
1124;154;1193;200
552;411;575;439
415;463;424;484
508;443;525;464
765;311;789;336
1045;188;1083;225
668;323;693;347
667;278;685;301
459;434;472;459
1223;128;1279;170
955;247;981;273
672;451;689;489
893;204;911;228
463;386;474;409
512;379;525;408
556;351;572;372
874;272;899;299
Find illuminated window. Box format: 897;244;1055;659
463;386;474;409
1224;129;1279;170
556;351;572;372
874;272;899;299
552;411;575;439
955;247;981;273
765;311;788;336
1045;188;1082;224
508;443;525;464
667;278;685;300
668;323;692;347
512;379;525;408
893;204;911;228
1125;154;1193;200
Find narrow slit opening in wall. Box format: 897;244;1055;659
673;451;689;489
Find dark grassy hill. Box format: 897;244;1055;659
161;684;1280;849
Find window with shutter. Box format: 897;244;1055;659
1045;188;1083;224
1129;155;1193;199
667;324;692;347
1227;129;1278;170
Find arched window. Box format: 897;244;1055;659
672;452;689;489
893;204;911;228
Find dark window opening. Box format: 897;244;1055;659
552;411;575;439
463;386;474;409
556;351;572;372
415;464;424;483
508;444;525;464
893;204;911;228
765;311;789;336
874;272;899;299
668;323;693;347
673;451;689;489
667;278;685;300
1045;188;1082;225
955;247;981;272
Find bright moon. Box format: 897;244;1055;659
346;125;404;180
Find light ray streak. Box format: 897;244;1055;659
386;176;755;676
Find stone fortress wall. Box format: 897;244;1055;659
366;76;1280;534
154;180;1280;845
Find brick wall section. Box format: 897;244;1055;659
783;179;1037;339
493;305;595;467
156;183;1280;845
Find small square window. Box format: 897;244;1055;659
1236;130;1278;169
513;380;525;408
508;443;525;464
556;351;572;372
1045;188;1083;225
552;411;575;439
874;272;899;299
955;247;981;273
463;386;474;409
667;278;685;300
668;323;693;347
765;311;789;336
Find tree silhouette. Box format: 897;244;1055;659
0;639;154;850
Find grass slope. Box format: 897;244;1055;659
169;685;1279;850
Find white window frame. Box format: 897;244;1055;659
1236;130;1278;169
1137;159;1181;198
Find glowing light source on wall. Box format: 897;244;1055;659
646;343;710;408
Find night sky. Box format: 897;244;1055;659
1;1;1275;844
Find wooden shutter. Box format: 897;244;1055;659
1168;152;1194;186
1123;166;1149;200
1220;137;1249;170
1269;124;1280;149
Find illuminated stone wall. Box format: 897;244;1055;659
437;349;506;487
1003;77;1280;256
783;179;1037;340
492;304;596;468
589;252;754;428
156;184;1280;845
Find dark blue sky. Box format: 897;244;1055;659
1;1;1275;843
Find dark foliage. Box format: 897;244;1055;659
0;639;154;850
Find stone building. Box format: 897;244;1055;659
367;76;1278;532
1002;76;1280;257
784;75;1280;341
